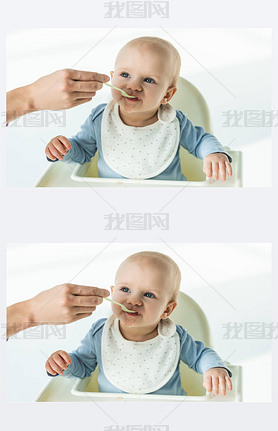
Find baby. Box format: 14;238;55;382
45;251;232;396
45;37;232;182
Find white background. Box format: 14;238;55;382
1;0;278;430
7;243;271;402
6;27;271;187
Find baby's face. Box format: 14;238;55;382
111;45;176;119
111;259;176;331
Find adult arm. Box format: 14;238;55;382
6;69;110;123
6;283;110;338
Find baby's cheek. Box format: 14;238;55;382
111;89;120;103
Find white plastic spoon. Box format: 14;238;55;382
104;82;137;99
104;297;137;313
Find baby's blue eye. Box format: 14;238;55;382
144;77;155;84
121;72;130;78
144;292;155;298
121;287;130;293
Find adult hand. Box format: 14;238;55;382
6;69;110;123
29;69;110;111
6;283;110;337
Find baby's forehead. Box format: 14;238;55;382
116;43;168;64
117;257;171;281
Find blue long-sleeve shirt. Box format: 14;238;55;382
48;103;231;181
47;318;231;395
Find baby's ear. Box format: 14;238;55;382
161;87;177;104
110;285;114;294
110;71;114;79
161;301;177;319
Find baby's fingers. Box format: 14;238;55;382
57;136;71;151
45;360;58;375
226;375;233;391
48;358;64;375
52;352;70;371
45;146;57;161
59;351;72;365
47;143;64;160
212;162;220;181
219;376;227;395
219;161;227;182
203;375;212;392
226;161;233;177
203;160;212;178
52;138;70;156
212;376;219;395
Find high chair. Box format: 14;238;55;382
35;292;242;402
35;77;242;187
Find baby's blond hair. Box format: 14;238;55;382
116;36;181;88
116;251;181;303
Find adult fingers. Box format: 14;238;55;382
72;91;97;99
70;294;104;307
70;312;93;323
69;284;110;298
70;79;103;92
69;70;110;83
71;98;94;108
72;306;97;314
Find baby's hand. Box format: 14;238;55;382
203;367;232;396
45;135;71;161
45;350;72;376
203;153;232;181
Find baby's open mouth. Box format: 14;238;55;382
125;95;140;101
125;310;140;315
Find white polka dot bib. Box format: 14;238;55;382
101;315;180;394
101;100;180;179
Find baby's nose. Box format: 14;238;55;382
127;294;142;306
126;78;142;92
